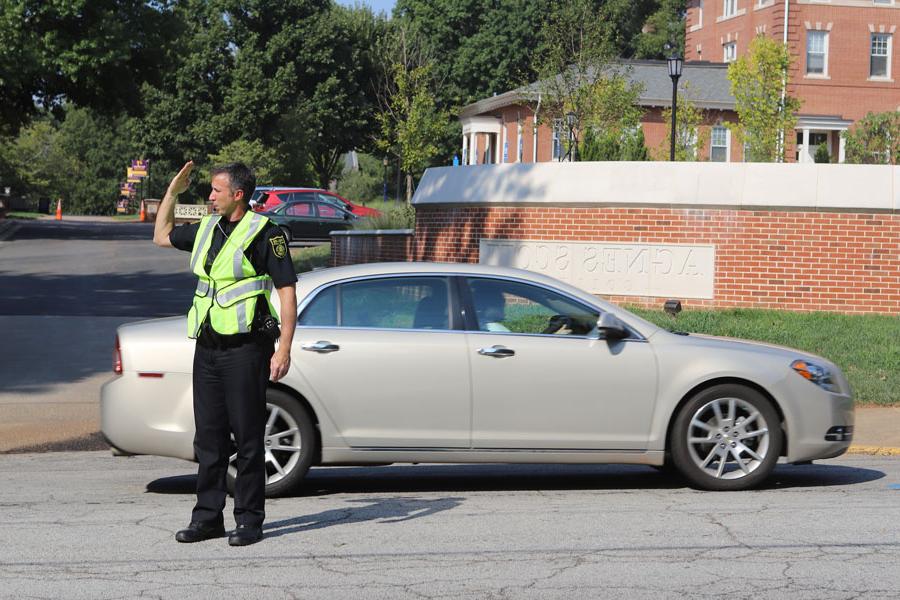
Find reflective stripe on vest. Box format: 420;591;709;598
186;211;276;338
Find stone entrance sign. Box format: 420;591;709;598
480;239;715;299
174;203;209;220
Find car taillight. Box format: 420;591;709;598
113;335;123;374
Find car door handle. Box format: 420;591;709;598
478;345;515;358
301;341;340;353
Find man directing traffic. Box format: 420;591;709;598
153;161;297;546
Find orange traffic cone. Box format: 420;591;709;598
55;199;62;220
139;200;146;222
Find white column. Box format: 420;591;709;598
838;132;846;163
461;134;468;166
469;133;477;165
802;128;811;163
501;126;507;164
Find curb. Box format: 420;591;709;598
847;445;900;456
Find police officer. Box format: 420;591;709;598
153;161;296;546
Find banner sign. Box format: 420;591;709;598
130;159;149;177
127;167;146;180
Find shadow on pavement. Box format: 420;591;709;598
263;496;464;538
762;462;885;489
145;461;886;497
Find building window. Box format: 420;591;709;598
517;121;524;162
724;42;737;62
723;0;737;18
552;119;563;161
870;33;891;78
711;126;729;162
698;0;704;27
873;1;894;6
806;31;828;75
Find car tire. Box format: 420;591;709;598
670;384;782;491
227;388;316;497
280;226;292;244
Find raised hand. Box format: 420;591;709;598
168;161;194;196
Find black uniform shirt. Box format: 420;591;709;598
170;214;296;347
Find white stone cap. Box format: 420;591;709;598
413;162;900;213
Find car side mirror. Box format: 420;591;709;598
592;312;629;340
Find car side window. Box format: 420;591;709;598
298;285;337;326
465;278;599;336
317;203;340;219
286;202;313;217
341;277;450;330
289;192;315;203
317;192;344;208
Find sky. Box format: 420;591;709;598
336;0;396;15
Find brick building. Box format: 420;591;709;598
461;1;898;165
460;60;743;166
686;0;899;163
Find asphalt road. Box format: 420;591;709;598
0;452;898;599
0;218;194;451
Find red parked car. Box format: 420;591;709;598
254;188;380;218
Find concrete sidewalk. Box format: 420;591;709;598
849;406;900;455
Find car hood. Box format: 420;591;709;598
670;331;834;365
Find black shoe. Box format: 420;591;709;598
175;521;226;543
228;524;263;546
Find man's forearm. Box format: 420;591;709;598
153;188;179;246
276;285;297;351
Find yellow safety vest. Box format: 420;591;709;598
186;211;277;338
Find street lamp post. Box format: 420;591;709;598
667;55;683;162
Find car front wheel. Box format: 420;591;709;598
671;384;782;491
227;389;316;497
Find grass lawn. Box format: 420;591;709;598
6;211;45;220
112;214;141;221
628;306;900;407
290;243;331;273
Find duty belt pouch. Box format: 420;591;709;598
253;313;281;342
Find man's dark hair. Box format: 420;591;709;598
211;163;256;202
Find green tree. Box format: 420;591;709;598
337;154;386;205
532;0;644;161
56;108;139;215
633;0;687;59
203;139;286;189
843;111;900;165
727;35;801;162
656;85;708;161
377;61;447;202
5;119;68;206
0;0;177;134
582;127;650;161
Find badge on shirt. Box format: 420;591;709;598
270;235;287;259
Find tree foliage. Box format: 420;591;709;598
532;0;644;161
655;84;708;161
727;36;801;162
633;0;687;59
0;0;177;135
843;111;900;165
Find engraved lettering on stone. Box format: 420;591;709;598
480;240;715;299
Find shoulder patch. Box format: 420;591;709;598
269;234;287;259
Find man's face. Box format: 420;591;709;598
208;173;245;219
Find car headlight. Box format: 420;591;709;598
791;359;837;392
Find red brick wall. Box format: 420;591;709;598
330;232;414;267
411;205;900;314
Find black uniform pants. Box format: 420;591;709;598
190;339;273;528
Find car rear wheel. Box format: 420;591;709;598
671;384;782;491
227;389;316;497
280;226;292;244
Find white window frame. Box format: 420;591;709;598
552;119;563;161
806;30;829;77
873;1;894;6
724;42;737;62
723;0;737;18
870;33;892;80
710;126;731;162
